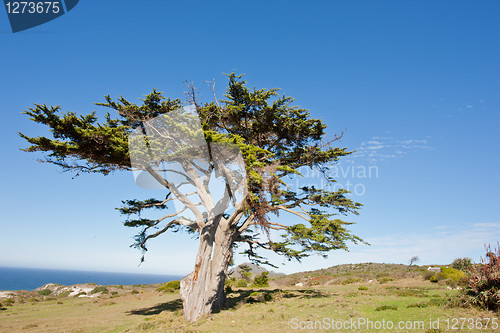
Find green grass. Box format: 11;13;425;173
0;279;498;332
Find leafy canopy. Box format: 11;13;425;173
20;73;365;267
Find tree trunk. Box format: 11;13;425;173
180;218;235;322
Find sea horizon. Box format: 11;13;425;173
0;266;184;291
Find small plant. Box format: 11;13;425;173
437;267;465;283
252;272;269;287
111;291;118;295
90;286;108;294
224;285;233;294
429;275;438;283
38;289;51;296
58;291;71;298
3;299;15;306
131;289;140;295
460;244;500;311
264;293;272;301
451;257;473;273
358;286;368;291
157;280;180;292
375;305;398;311
236;279;248;287
407;302;428;308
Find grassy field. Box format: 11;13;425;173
0;273;498;332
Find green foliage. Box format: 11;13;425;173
131;290;140;295
157;280;180;292
460;244;500;311
451;257;473;272
20;73;364;270
375;305;398;311
378;277;393;284
437;267;465;282
358;286;368;291
236;279;248;288
37;289;51;296
430;275;438;283
252;272;269;287
3;299;15;306
90;286;108;294
58;291;71;298
407;302;428;308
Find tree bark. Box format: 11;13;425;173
180;218;235;322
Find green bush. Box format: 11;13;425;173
429;275;438;283
58;291;71;298
236;279;248;287
38;289;51;296
375;305;398;311
224;285;233;294
111;291;118;295
131;290;140;295
3;299;15;306
358;286;368;291
407;302;428;308
225;277;236;287
157;280;180;292
90;286;108;294
451;257;473;273
378;277;393;284
437;267;465;282
252;272;269;287
264;293;272;301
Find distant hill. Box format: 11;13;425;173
228;263;285;280
271;262;429;287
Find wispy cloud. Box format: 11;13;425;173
346;136;432;163
252;222;500;274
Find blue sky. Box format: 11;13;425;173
1;0;499;275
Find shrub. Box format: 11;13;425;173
111;291;118;295
423;271;435;280
236;279;248;287
460;244;500;311
225;277;236;287
451;257;473;273
358;286;368;291
429;275;438;283
4;299;14;306
264;293;272;301
157;280;180;292
38;289;51;296
375;305;398;311
379;277;394;284
131;290;140;295
437;267;465;283
225;285;233;294
58;291;71;298
90;286;108;294
407;302;428;308
252;272;269;287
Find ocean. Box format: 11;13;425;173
0;267;183;291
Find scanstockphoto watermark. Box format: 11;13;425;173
290;317;499;331
290;163;379;197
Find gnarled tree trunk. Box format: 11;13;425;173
180;218;236;322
